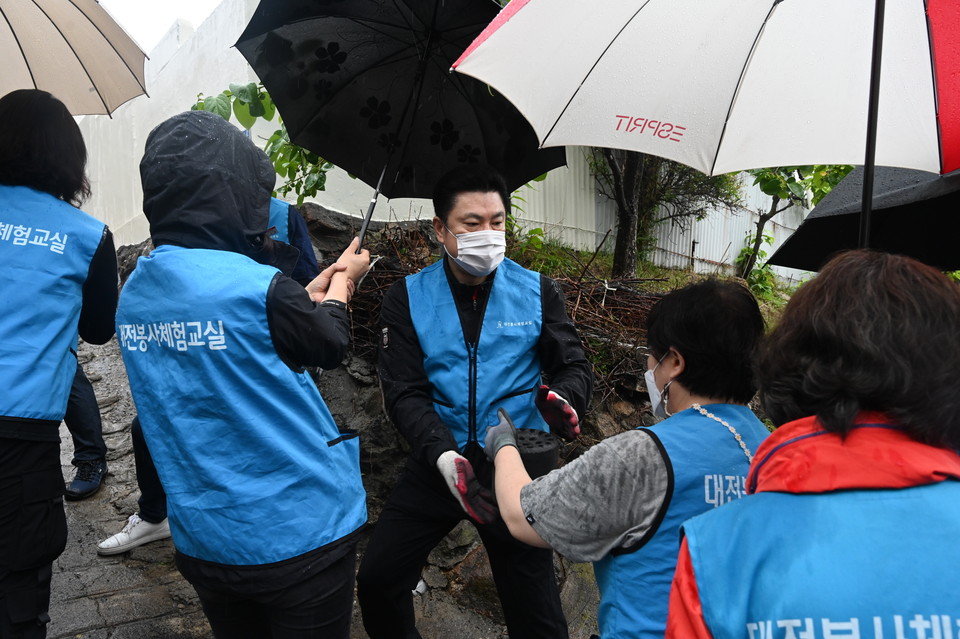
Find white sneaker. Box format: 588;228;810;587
97;513;171;556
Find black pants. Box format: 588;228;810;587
356;458;568;639
63;363;106;465
0;439;67;638
130;416;166;523
176;542;357;639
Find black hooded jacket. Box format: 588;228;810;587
138;111;346;370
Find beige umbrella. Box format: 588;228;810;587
0;0;147;115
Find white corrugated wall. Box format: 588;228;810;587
648;180;811;283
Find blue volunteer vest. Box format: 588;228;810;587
406;258;548;449
116;245;366;565
0;185;105;422
682;480;960;639
593;404;769;639
268;197;290;243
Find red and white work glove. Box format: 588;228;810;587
535;385;580;441
436;451;498;525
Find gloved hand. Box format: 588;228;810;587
436;451;498;525
484;408;518;462
535;385;580;441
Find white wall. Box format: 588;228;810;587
78;0;260;246
648;180;811;283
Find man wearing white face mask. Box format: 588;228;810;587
357;165;593;639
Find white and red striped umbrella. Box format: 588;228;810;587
453;0;960;179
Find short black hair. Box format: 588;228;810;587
757;250;960;448
646;279;764;404
0;89;90;206
432;164;510;223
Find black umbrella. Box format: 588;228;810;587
769;166;960;273
235;0;566;244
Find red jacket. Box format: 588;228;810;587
666;412;960;638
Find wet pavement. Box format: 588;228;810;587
49;342;211;638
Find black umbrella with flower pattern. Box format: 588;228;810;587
236;0;565;221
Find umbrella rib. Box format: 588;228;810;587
708;0;781;176
540;0;655;147
68;0;148;96
922;6;945;174
381;0;444;187
1;4;38;88
30;0;108;113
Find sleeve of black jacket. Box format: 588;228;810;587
78;227;119;345
266;274;352;370
538;275;594;419
378;278;460;467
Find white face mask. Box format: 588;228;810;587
644;352;673;420
444;228;506;277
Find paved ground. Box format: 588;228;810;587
48;342;212;638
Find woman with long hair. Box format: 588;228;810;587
0;89;118;637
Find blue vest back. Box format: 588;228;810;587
268;197;290;243
117;245;366;565
682;480;960;639
406;258;547;449
0;185;105;422
593;404;769;639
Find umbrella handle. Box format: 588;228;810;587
357;192;377;251
357;165;388;252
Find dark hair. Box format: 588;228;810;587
758;250;960;447
646;279;764;404
0;89;90;206
432;164;510;223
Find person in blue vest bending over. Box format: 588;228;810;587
0;89;118;638
116;111;369;637
268;196;320;286
667;251;960;638
485;279;770;639
357;164;594;639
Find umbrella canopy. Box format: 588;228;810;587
0;0;147;115
235;0;565;201
452;0;960;178
768;166;960;272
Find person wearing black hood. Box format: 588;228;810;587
115;111;370;637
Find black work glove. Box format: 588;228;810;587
436;451;498;524
484;408;518;462
535;385;580;441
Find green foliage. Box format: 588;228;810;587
736;232;777;298
748;164;854;207
946;271;960;283
191;83;330;206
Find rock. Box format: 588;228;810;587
428;521;480;569
97;394;121;409
611;400;636;418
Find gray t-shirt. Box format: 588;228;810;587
519;429;670;563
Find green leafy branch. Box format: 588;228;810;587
191;82;333;205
